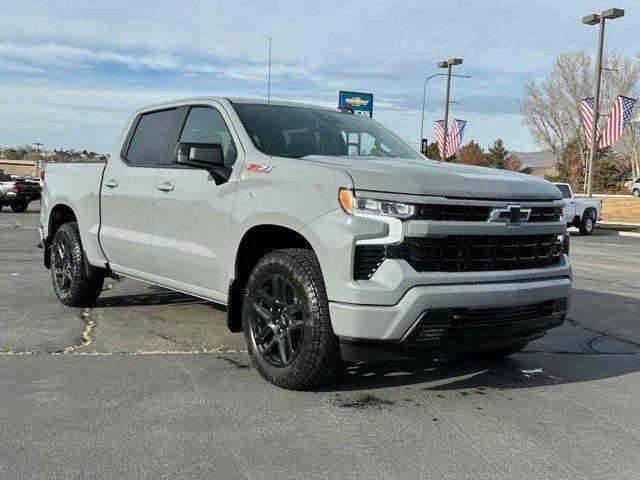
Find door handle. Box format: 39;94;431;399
104;179;118;188
157;183;174;192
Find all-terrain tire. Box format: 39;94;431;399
51;222;104;307
242;248;342;390
579;212;595;236
475;342;529;358
10;201;28;213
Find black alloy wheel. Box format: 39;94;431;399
50;222;104;307
250;274;305;367
52;234;75;294
242;249;342;390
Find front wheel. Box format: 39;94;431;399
10;201;28;213
579;213;595;235
51;222;104;307
633;189;640;198
242;248;342;390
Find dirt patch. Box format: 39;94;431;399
600;196;640;223
336;394;394;410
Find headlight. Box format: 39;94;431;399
338;188;416;219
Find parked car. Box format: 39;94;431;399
629;177;640;197
553;183;602;235
0;171;42;212
40;97;571;389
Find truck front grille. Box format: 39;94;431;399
391;234;563;272
403;299;566;346
415;204;562;223
451;300;556;326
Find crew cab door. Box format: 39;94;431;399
555;184;575;221
100;108;179;275
151;103;242;300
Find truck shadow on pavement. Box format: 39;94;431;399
96;285;224;310
323;288;640;393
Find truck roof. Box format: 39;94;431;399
134;96;336;114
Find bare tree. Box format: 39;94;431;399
520;50;640;185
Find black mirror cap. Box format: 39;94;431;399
174;142;232;169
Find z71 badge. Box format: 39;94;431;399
246;163;274;174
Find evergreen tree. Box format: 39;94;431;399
486;138;509;169
424;141;455;162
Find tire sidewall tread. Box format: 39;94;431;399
242;248;341;390
51;222;104;307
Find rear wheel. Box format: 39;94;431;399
579;212;595;235
10;201;28;213
51;222;104;307
242;248;342;390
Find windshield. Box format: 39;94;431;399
232;103;422;160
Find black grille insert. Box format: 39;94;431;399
451;300;556;326
415;204;562;223
391;234;562;272
353;245;385;280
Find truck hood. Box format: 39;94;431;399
301;156;562;200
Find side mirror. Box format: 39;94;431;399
174;142;226;169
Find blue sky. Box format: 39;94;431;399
1;0;638;154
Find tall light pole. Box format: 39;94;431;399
419;72;470;148
437;58;463;161
583;8;624;197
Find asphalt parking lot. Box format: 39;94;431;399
2;202;640;479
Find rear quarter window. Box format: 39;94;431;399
556;184;572;199
125;109;177;167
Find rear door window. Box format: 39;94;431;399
126;109;178;167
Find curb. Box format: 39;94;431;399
595;229;640;238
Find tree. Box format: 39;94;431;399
425;141;440;160
504;154;523;172
520;50;640;183
486;138;509;169
544;138;595;191
424;141;456;162
593;156;619;192
458;141;486;166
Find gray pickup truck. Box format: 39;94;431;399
40;97;571;389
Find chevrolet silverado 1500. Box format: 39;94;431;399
41;97;571;389
554;183;602;235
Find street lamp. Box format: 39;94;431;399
437;58;463;161
419;73;470;148
582;8;625;197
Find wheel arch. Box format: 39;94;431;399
583;207;597;221
44;204;78;268
226;224;316;332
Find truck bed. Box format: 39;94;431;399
41;162;108;267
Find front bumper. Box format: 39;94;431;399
331;276;571;361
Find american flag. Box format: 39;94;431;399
434;119;467;158
434;120;446;158
580;97;597;148
446;119;466;157
599;95;637;148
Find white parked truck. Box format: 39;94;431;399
553;183;602;235
40;97;572;389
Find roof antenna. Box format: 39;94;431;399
266;37;272;156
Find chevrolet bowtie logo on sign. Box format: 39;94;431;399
488;205;532;225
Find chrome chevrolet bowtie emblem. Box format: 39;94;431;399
488;205;531;225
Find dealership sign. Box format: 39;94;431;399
338;91;373;117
